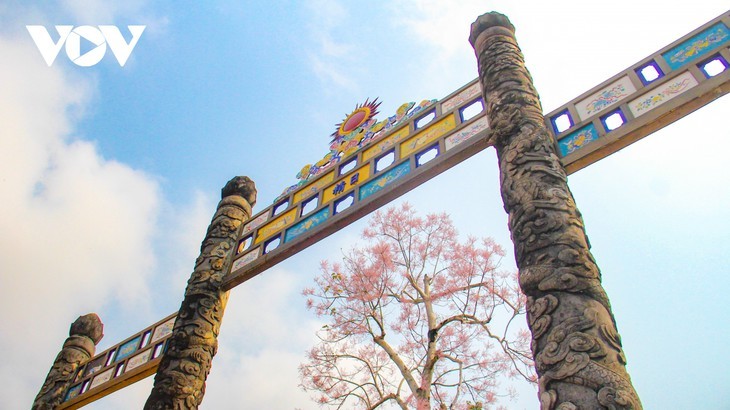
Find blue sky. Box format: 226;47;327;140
1;1;728;409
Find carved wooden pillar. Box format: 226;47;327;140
32;313;104;410
145;176;256;409
469;13;641;409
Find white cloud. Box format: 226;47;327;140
0;9;162;409
205;268;323;409
391;0;479;59
205;349;315;409
386;0;488;83
149;190;217;306
309;54;357;90
305;0;360;92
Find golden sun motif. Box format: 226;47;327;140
331;98;381;143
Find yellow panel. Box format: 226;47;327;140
254;208;298;244
400;114;456;157
362;126;410;162
292;171;335;204
322;164;371;205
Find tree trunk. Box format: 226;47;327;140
469;12;641;409
144;176;256;409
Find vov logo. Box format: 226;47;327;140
26;25;146;67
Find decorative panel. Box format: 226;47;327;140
441;82;482;112
232;248;260;270
575;76;637;120
362;126;410;162
359;161;411;201
125;349;152;372
400;114;456;157
84;356;106;377
445;116;489;150
662;23;730;70
150;317;175;344
89;368;113;390
322;164;370;205
284;207;330;243
628;71;699;117
557;123;599;157
254;208;297;244
292;171;335;204
242;212;269;236
65;384;83;401
114;336;141;362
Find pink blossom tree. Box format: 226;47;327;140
300;204;536;409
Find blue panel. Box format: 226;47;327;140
557;123;599;157
359;161;411;200
65;384;83;401
662;23;730;70
114;336;141;362
85;355;106;376
284;207;330;243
